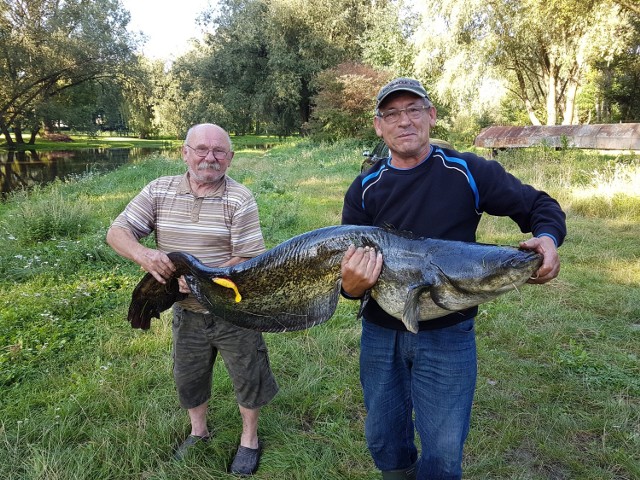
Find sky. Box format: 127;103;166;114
120;0;215;60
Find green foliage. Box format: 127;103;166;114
358;0;417;75
417;0;635;126
2;0;639;145
156;46;229;138
4;186;95;244
0;0;139;145
446;110;494;147
593;17;640;123
0;142;639;479
164;0;414;137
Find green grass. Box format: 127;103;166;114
0;141;638;479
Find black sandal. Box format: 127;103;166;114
172;434;210;461
229;440;263;476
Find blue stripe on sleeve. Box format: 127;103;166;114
439;152;480;211
536;233;558;247
361;160;389;210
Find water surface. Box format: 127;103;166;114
0;147;179;197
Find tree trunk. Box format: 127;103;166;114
0;121;15;148
43;118;56;135
562;77;579;125
546;63;557;125
516;70;542;125
28;125;40;144
13;120;25;144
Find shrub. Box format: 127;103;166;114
8;186;95;244
309;62;391;141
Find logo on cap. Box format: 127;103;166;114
376;78;430;110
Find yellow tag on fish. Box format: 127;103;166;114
212;277;242;303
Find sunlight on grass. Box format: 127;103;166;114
574;160;640;199
570;160;640;220
606;258;640;285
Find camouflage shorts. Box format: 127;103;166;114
171;304;279;410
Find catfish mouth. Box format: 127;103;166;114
450;250;543;295
488;251;543;290
504;250;542;270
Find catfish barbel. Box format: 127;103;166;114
127;225;542;333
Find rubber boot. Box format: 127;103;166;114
381;462;417;480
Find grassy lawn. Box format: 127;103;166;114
0;140;638;479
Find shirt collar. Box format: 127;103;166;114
178;173;227;198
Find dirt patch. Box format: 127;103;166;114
42;133;74;142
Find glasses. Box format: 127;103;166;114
377;105;430;124
185;144;230;160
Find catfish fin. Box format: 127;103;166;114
128;273;188;330
356;290;371;320
402;284;432;334
429;280;468;311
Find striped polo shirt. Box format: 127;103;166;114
112;173;266;312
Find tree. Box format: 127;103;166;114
0;0;137;146
119;58;165;139
591;16;640;122
614;0;640;16
358;0;417;76
195;0;378;136
155;45;229;139
309;62;391;140
417;0;632;126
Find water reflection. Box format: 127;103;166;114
0;147;179;197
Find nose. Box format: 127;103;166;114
204;149;216;159
397;109;412;125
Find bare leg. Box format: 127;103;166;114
173;401;210;460
188;402;210;437
238;405;260;448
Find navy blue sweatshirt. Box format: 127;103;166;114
341;145;567;331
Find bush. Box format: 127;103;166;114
309;62;391;141
7;186;95;244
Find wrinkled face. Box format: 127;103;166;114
374;92;437;164
182;124;234;186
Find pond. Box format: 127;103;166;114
0;146;180;197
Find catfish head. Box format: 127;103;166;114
442;245;543;295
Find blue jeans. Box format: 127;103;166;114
360;319;477;480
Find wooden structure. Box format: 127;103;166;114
474;123;640;151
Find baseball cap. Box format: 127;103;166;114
376;77;431;110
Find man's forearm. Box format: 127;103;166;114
106;226;148;266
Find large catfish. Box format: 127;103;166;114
128;225;542;334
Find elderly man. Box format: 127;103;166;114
340;78;566;480
107;123;278;476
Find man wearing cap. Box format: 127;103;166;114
339;78;566;479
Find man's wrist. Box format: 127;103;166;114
536;233;558;248
340;286;363;300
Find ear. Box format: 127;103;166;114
373;116;384;138
182;145;189;163
428;106;437;128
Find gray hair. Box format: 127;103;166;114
184;123;233;151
